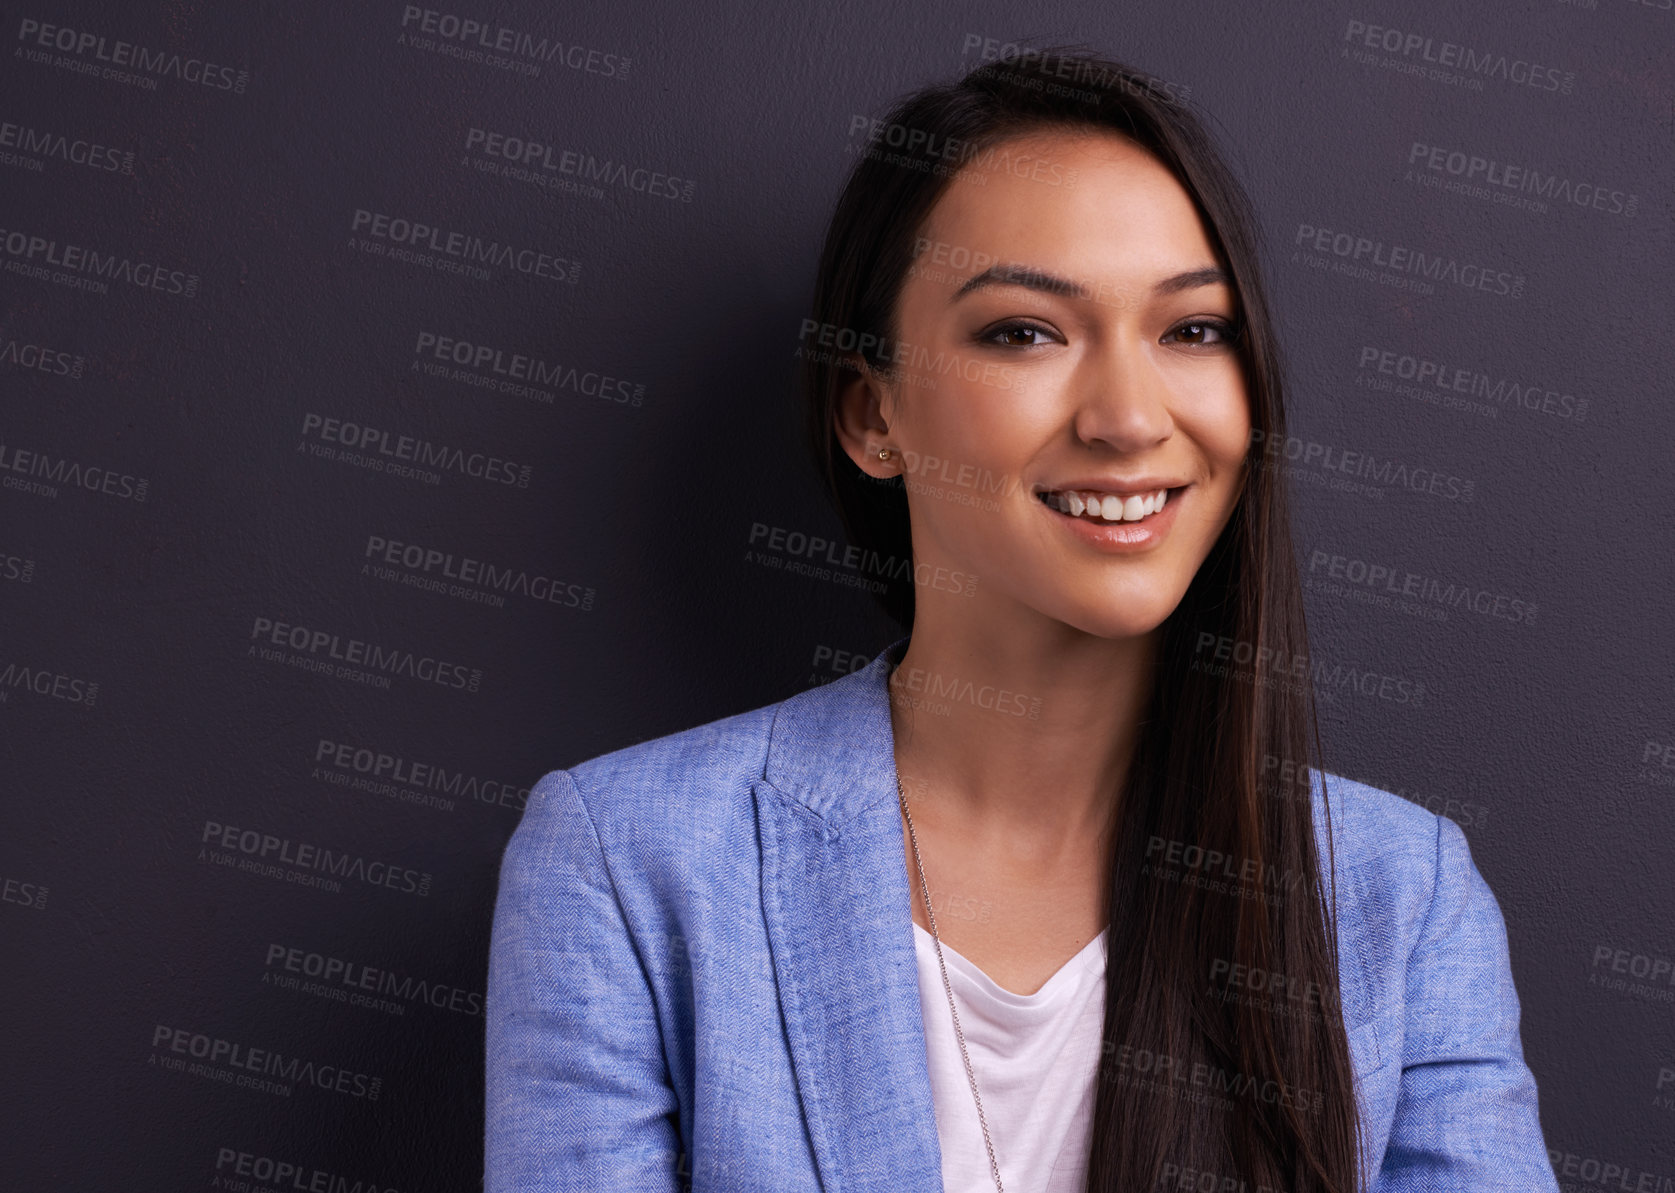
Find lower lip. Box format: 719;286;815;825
1037;488;1186;551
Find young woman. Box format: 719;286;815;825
485;50;1557;1193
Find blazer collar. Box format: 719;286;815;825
753;635;946;1190
761;635;910;829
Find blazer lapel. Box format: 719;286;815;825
754;638;945;1192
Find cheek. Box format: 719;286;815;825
916;378;1043;469
1179;373;1251;473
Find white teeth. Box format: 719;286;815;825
1041;487;1173;523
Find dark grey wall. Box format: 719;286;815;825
2;1;1671;1188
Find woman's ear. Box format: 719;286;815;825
833;358;902;479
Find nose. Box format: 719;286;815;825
1070;339;1175;452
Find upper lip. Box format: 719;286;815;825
1034;477;1191;494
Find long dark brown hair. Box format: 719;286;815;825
800;49;1361;1193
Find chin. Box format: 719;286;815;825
1053;599;1178;642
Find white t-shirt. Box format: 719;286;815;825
912;922;1108;1193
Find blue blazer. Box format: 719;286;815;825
485;641;1557;1191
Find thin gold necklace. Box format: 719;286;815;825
897;777;1006;1193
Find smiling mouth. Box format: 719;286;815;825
1036;486;1184;524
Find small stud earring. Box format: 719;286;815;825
877;447;891;460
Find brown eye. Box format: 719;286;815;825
1165;320;1235;347
982;322;1054;347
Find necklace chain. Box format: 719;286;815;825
897;778;1006;1193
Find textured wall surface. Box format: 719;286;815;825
2;1;1672;1188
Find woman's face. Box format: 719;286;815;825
839;127;1251;640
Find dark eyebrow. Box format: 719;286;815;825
953;264;1087;301
1153;266;1232;296
951;263;1233;303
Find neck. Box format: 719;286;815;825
887;605;1156;860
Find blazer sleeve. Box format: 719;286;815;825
1371;814;1557;1191
485;768;683;1193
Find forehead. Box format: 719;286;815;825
917;128;1220;286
